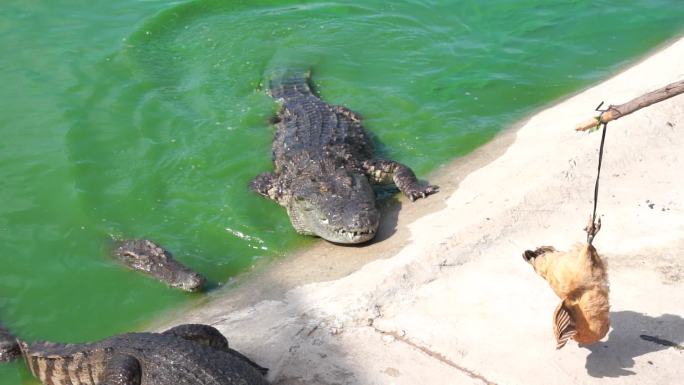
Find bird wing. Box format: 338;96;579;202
553;300;577;349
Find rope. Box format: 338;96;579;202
587;107;609;245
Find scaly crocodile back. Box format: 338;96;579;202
268;71;373;170
20;340;109;385
269;70;314;99
19;333;268;385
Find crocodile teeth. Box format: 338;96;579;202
338;229;373;240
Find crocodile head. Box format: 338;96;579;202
0;323;20;362
286;170;379;244
112;239;206;292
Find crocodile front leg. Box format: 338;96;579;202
249;172;286;205
363;159;439;201
163;324;229;351
163;324;268;376
103;354;141;385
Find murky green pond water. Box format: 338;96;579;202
1;0;682;382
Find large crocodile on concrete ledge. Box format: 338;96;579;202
0;323;268;385
250;71;438;244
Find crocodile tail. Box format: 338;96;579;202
269;69;314;99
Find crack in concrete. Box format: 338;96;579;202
372;328;499;385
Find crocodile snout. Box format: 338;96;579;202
112;239;207;292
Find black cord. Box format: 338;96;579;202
588;111;609;245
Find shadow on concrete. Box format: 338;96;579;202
366;196;401;245
584;311;684;378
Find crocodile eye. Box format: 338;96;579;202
123;251;151;268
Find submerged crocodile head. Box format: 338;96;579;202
0;323;20;362
286;169;380;244
112;239;206;292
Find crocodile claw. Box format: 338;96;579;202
407;184;439;202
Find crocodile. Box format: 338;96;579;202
1;323;268;385
112;239;207;292
0;323;20;362
250;71;438;244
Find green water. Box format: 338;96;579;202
1;0;683;381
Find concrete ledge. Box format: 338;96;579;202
158;36;684;385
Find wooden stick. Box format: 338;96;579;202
576;79;684;131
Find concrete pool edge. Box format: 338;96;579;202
156;35;684;385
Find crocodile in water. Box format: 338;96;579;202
250;71;438;244
112;239;207;292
